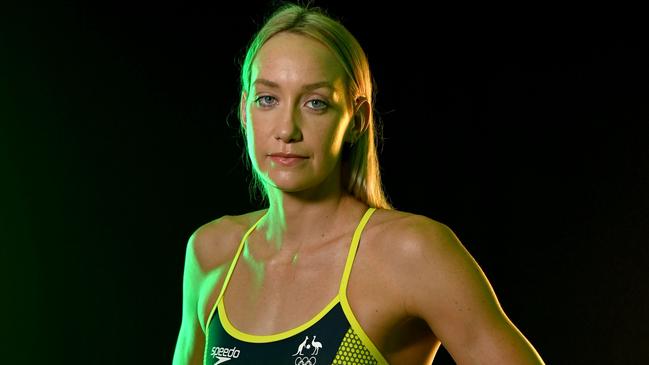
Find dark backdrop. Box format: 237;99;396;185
2;1;647;364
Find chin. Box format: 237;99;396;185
266;174;319;194
270;180;310;193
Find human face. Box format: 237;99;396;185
243;32;353;194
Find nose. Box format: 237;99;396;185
274;106;303;143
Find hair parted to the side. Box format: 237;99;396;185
238;2;393;210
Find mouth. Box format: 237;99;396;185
268;153;308;167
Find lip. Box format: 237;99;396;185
268;153;308;167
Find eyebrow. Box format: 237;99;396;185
253;78;334;92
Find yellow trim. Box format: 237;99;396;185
339;207;376;294
218;295;340;343
339;297;390;365
205;207;388;363
206;214;265;329
338;207;389;364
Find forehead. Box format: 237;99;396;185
251;32;347;89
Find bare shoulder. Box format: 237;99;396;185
188;209;267;273
366;213;545;364
367;209;476;294
369;208;461;262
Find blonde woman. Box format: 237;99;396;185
173;3;545;364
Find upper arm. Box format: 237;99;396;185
397;217;545;365
172;232;207;365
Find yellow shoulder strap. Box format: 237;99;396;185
206;213;265;327
339;207;376;295
337;207;389;364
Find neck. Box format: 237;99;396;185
258;183;355;253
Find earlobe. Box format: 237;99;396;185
345;116;360;144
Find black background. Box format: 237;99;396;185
2;1;648;364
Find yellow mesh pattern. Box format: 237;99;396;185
332;328;378;364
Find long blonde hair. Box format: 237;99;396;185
238;3;392;209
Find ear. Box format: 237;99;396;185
346;96;369;143
240;92;248;130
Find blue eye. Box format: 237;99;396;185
307;99;328;110
255;95;277;107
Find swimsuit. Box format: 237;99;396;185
204;207;389;365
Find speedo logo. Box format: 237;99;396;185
210;346;241;364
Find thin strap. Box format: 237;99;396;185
339;207;376;297
206;213;265;327
337;206;390;364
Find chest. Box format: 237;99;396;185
199;227;439;363
205;243;404;344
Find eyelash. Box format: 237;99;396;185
307;99;328;110
254;95;329;111
255;95;277;107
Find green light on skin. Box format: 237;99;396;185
243;113;288;251
257;185;286;251
197;266;224;326
173;236;213;365
242;236;265;298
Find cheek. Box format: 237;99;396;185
310;125;346;167
325;121;349;155
250;132;268;167
244;127;259;169
247;112;268;147
244;118;267;167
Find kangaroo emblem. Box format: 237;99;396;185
310;336;322;355
292;336;309;356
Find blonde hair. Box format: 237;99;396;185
238;2;392;209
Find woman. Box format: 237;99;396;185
173;3;545;364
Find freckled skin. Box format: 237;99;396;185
244;32;353;198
